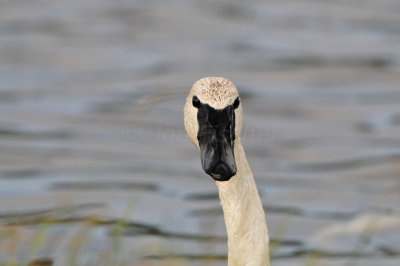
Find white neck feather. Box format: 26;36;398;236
216;139;270;266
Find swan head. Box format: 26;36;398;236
184;77;243;181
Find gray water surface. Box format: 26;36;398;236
1;0;400;265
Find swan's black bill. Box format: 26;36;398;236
193;96;240;181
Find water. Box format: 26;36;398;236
1;0;400;265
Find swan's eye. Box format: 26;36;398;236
192;96;201;108
233;97;240;109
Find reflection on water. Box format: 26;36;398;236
1;0;400;265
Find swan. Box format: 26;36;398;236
184;77;270;266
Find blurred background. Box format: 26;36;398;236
1;0;400;265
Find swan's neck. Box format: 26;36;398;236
216;140;270;266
